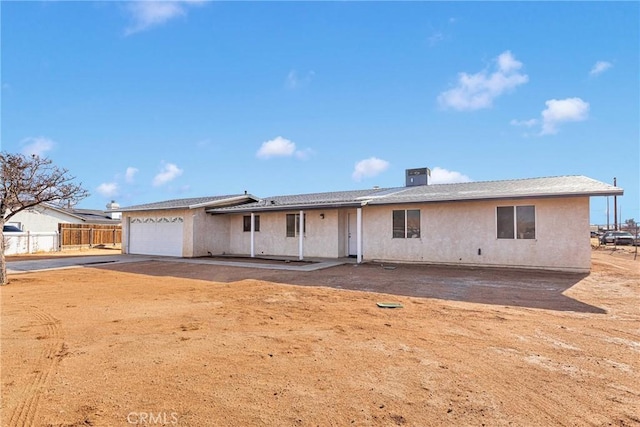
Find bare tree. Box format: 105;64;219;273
623;218;637;232
1;152;89;284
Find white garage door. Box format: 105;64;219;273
129;217;184;257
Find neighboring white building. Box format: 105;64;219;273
118;175;623;273
4;202;122;254
8;203;121;232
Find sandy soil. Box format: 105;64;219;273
1;249;638;426
5;246;122;262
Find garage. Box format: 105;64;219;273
128;217;184;257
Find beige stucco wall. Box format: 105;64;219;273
191;211;231;257
362;196;591;272
224;210;343;258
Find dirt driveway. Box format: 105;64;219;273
1;248;638;426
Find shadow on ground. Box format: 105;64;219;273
95;259;601;313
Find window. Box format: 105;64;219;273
497;206;535;239
243;215;260;232
286;213;306;237
392;210;405;238
516;206;535;239
496;207;514;239
392;209;420;238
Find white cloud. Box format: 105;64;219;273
256;136;314;160
429;167;471;184
20;136;55;157
352;157;390;182
540;97;590;135
97;182;119;198
256;136;296;159
125;167;139;183
510;118;538;128
153;162;183;186
124;1;204;36
286;70;315;90
589;61;612;76
437;51;529;111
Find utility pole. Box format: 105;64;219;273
619;206;622;230
613;177;618;230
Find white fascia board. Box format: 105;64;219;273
188;195;258;209
367;189;625;206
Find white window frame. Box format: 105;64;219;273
392;209;421;239
286;213;306;237
243;215;260;232
496;205;536;240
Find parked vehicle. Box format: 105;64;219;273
2;225;23;233
600;231;635;246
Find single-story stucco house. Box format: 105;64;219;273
117;174;623;273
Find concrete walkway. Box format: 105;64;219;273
6;254;348;274
6;255;153;274
161;257;347;272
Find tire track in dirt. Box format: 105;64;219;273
6;306;66;427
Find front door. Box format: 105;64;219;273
347;212;357;257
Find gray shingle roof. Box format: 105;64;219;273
209;176;622;213
40;203;120;224
208;188;391;213
366;175;623;205
68;208;121;224
118;194;256;212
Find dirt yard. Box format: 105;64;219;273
1;248;638;426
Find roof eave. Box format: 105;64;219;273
207;201;363;214
188;195;259;209
118;195;258;213
118;206;187;213
367;189;625;206
40;203;87;221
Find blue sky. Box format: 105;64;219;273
2;1;638;226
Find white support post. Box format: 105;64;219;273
298;210;304;260
250;212;255;258
125;217;131;254
356;207;363;263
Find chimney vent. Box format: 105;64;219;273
106;200;122;220
405;168;430;187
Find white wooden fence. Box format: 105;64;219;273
3;232;60;255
